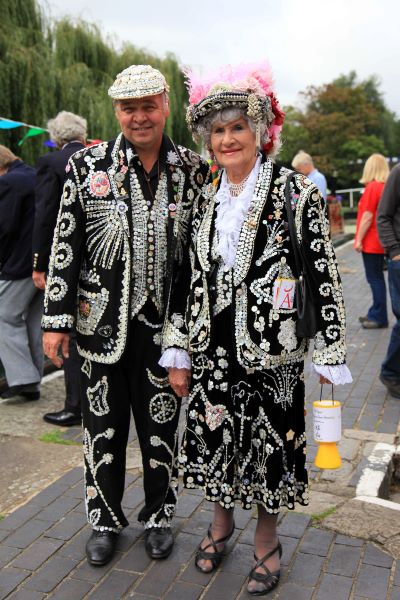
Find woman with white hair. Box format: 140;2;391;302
161;62;352;595
32;110;87;427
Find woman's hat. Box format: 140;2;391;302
185;62;284;155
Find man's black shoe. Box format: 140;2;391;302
43;410;81;427
145;527;174;559
379;375;400;399
86;530;119;566
1;384;40;400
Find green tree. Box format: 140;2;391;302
280;71;400;188
0;0;194;166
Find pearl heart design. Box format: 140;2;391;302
205;400;226;431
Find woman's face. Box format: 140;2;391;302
210;117;257;176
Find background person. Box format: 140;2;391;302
0;145;42;400
33;111;87;426
291;150;327;199
42;65;210;567
354;153;389;329
377;162;400;398
162;62;352;596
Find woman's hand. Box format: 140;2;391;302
169;367;191;397
319;375;332;385
354;238;363;252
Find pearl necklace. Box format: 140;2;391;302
227;172;251;197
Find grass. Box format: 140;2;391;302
310;506;338;525
39;430;80;446
0;514;5;521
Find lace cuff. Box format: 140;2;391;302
159;348;192;370
311;363;353;385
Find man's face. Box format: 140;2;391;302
296;162;313;176
114;93;170;151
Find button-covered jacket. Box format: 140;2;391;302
42;133;210;364
162;156;347;369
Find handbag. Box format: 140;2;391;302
284;172;318;339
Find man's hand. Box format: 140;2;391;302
43;332;70;368
169;367;191;397
32;270;46;290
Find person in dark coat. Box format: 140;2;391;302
0;145;42;400
32;111;87;426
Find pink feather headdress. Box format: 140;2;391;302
184;61;285;156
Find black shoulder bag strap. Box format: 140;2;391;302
284;172;303;279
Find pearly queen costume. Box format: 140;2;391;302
161;63;351;514
42;66;210;532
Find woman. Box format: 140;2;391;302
160;62;352;596
354;153;389;329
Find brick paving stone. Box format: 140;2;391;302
7;590;45;600
202;571;245;600
56;527;89;560
115;525;143;552
0;567;31;599
23;556;78;593
377;422;398;434
164;581;203;600
232;508;253;530
273;582;313;600
168;531;202;564
87;569;138;599
3;519;51;549
11;538;64;570
122;486;146;510
394;562;400;586
180;507;213;536
325;543;361;577
0;545;21;569
54;467;83;487
335;534;364;547
286;552;324;587
36;497;81;523
315;573;353;600
72;551;123;583
63;482;84;500
114;539;152;573
354;564;391;599
128;594;158;599
278;513;311;539
345;396;366;408
349;457;368;487
236;518;256;546
280;536;300;566
362;542;393;568
390;586;400;600
298;527;333;557
134;560;182;597
220;542;253;576
179;561;214;586
358;415;378;431
44;511;86;541
174;492;203;518
24;483;70;509
0;504;42;532
46;578;93;599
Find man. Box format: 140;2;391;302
42;65;210;566
292;150;328;200
0;145;43;400
377;163;400;399
33;111;87;426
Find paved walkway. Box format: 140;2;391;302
1;243;399;600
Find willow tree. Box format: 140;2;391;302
0;0;194;166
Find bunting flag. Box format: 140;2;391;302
0;119;23;129
17;127;46;146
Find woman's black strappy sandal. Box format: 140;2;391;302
247;540;282;596
194;522;235;573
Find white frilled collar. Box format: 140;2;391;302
215;155;262;268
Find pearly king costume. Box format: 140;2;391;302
161;64;351;514
42;66;210;532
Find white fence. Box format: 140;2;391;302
335;188;364;209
